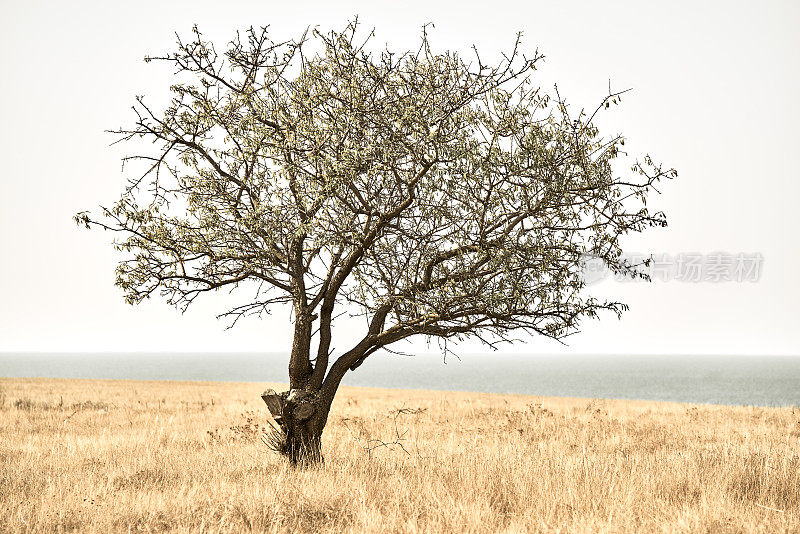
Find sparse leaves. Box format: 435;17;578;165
78;20;674;366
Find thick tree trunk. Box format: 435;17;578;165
264;307;375;465
261;387;330;465
262;320;334;465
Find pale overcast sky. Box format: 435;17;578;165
1;0;798;355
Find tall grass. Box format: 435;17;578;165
1;377;798;532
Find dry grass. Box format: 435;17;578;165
1;377;799;533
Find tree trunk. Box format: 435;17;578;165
263;313;371;466
262;387;330;465
288;312;313;390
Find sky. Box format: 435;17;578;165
0;0;798;356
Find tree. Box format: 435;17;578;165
76;20;675;465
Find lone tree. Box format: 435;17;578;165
77;21;675;464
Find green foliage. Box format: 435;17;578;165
78;20;674;350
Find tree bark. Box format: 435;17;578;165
288;312;313;390
265;303;386;465
262;386;331;465
263;347;369;465
282;389;324;465
264;312;337;465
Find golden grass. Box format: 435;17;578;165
1;377;799;533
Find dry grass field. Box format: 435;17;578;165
1;377;799;533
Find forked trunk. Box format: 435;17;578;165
263;312;365;465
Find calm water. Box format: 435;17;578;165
1;352;799;407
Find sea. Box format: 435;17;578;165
1;352;799;408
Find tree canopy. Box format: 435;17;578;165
77;20;674;462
